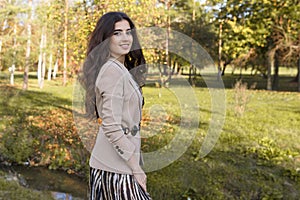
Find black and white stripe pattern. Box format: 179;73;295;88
89;167;151;200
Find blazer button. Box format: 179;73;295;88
115;146;119;149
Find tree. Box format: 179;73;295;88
218;0;300;90
1;0;27;85
22;0;33;90
62;0;68;86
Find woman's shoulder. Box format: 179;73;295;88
99;59;125;76
96;59;128;86
101;59;127;74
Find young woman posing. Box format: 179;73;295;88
80;12;151;200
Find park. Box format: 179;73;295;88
0;0;300;199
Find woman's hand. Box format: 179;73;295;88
127;154;147;191
133;171;147;192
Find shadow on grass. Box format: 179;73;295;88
143;73;298;92
0;84;72;115
195;74;299;92
276;105;300;114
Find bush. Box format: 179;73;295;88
1;121;34;164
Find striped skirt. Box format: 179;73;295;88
89;167;152;200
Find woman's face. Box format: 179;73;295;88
109;19;133;62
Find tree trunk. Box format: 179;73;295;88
162;0;171;87
298;57;300;92
222;63;227;76
218;20;223;80
41;42;46;88
48;51;53;80
37;26;46;88
0;38;2;72
53;56;58;79
0;19;5;71
1;4;9;71
188;0;196;86
63;0;69;86
10;23;17;85
188;66;195;87
23;0;33;90
267;48;276;90
272;52;279;90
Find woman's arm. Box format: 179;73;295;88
96;63;136;161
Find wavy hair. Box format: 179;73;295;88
79;12;146;119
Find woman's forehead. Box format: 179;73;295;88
114;20;131;30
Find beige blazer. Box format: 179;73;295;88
89;58;143;174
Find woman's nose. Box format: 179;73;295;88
121;32;130;40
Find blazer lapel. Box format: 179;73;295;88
128;74;143;100
109;58;142;100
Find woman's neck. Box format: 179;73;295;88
112;55;125;64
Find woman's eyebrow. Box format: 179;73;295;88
114;28;131;32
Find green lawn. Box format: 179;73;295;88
0;71;299;199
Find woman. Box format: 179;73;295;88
80;12;150;199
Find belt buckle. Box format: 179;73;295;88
131;125;139;136
123;127;129;135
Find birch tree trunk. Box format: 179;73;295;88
41;32;47;88
63;0;68;86
10;23;17;85
1;0;9;71
23;0;33;90
37;28;43;86
38;26;46;88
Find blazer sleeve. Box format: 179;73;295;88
96;63;136;161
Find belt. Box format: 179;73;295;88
122;124;140;136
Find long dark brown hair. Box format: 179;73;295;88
79;12;146;119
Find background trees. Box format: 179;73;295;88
218;0;300;90
0;0;299;91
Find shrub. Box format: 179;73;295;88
233;79;251;116
1;123;34;164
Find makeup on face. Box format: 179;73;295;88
109;20;133;63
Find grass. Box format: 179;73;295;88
143;85;300;199
0;71;299;199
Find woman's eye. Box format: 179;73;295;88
126;30;132;35
113;30;132;36
113;31;122;36
114;31;122;36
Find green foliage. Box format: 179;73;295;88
246;137;299;165
218;0;300;77
1;129;34;164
